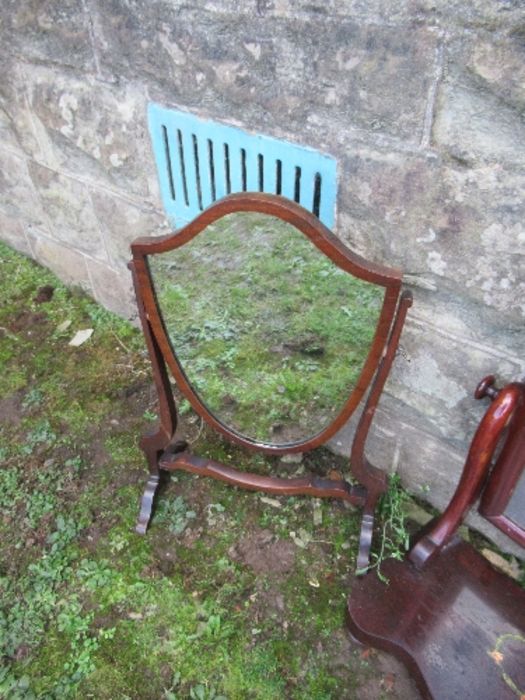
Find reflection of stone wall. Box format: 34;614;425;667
0;2;523;553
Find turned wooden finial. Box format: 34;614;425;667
475;375;500;401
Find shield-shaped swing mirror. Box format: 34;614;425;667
130;193;412;567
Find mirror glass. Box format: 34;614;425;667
505;468;525;530
148;212;384;445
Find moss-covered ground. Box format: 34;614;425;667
0;241;422;699
2;241;520;699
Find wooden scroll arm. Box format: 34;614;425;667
129;259;177;441
351;290;413;490
352;290;413;572
409;381;524;569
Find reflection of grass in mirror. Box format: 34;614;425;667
149;212;384;443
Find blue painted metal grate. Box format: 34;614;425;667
148;103;337;229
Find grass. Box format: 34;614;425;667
357;475;411;582
0;240;403;699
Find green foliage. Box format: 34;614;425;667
156;495;197;535
22;388;44;409
21;419;57;455
0;464;22;512
360;474;411;581
164;672;227;700
0;515;116;698
142;408;158;421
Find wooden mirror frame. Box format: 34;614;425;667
479;377;525;547
129;193;412;567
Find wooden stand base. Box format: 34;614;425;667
347;539;525;700
136;447;367;535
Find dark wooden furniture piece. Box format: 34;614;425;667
129;192;412;567
348;375;525;700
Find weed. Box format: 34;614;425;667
179;398;192;415
164;673;227;700
65;455;83;473
25;489;57;529
156;495;197;535
21;419;57;454
189;684;227;700
22;388;44;409
0;466;22;511
360;474;411;581
76;559;117;591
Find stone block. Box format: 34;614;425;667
86;258;136;319
406;290;525;366
26;232;91;290
415;163;525;323
433;79;525;167
88;0;183;87
331;395;465;497
27;162;106;261
0;0;95;72
387;318;523;443
329;304;524;487
0;149;47;233
99;0;524;32
456;30;525;112
432;29;525;166
0;52;40;158
402;0;524;31
0;208;31;255
23;66;153;199
90;189;167;268
91;2;438;145
336;147;525;323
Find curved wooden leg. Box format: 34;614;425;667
135;428;170;535
136;434;188;535
356;512;375;572
136;473;162;535
356;493;380;573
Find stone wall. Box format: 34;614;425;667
1;1;524;553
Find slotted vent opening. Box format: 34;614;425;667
224;143;231;194
207;138;216;201
161;125;176;201
148;104;337;228
241;148;247;191
176;129;189;207
276;160;282;195
294;166;302;203
192;134;203;211
313;173;322;218
258;154;264;191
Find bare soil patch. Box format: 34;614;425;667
228;528;296;576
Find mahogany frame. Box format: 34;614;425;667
409;376;525;568
129;192;412;565
479;379;525;547
347;375;525;700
